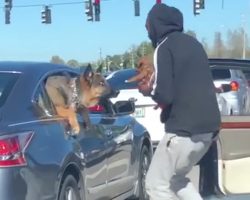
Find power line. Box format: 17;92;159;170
1;0;112;9
1;1;84;9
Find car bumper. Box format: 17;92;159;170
0;167;57;200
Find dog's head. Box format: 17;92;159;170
126;55;154;83
80;64;111;107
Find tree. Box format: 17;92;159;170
226;28;244;58
201;38;211;56
67;59;79;67
212;32;225;58
50;56;65;64
186;30;197;39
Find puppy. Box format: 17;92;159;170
45;64;111;135
126;55;154;83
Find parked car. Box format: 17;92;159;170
0;61;153;200
210;59;250;115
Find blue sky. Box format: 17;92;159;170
0;0;249;63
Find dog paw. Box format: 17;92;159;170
71;125;80;135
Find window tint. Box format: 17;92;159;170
33;85;55;118
243;70;250;80
211;68;231;80
106;69;138;90
0;73;19;107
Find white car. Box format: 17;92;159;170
106;68;233;149
106;69;165;149
210;59;250;115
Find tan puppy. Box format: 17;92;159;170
126;55;154;83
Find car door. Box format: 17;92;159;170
105;115;135;198
40;71;109;199
218;116;250;194
76;116;108;200
92;100;135;199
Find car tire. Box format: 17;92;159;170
58;175;81;200
137;145;151;200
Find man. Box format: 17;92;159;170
138;3;221;200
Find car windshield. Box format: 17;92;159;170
106;69;138;90
0;72;19;107
211;68;231;80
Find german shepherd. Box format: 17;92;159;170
45;64;111;135
126;55;154;83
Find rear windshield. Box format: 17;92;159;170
211;68;231;80
0;73;19;107
106;69;137;90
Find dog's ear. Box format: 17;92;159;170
84;63;94;82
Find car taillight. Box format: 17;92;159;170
230;81;239;91
0;132;33;167
88;105;104;112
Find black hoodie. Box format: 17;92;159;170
147;4;221;136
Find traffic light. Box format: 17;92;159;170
41;6;51;24
4;0;12;24
156;0;161;3
85;0;93;21
5;0;12;9
193;0;205;16
134;0;140;16
94;0;100;21
5;9;10;24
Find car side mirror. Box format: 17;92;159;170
114;100;135;115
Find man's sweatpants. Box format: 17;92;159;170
145;132;214;200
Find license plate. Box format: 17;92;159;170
132;107;145;118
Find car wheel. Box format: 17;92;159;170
59;175;81;200
138;146;151;200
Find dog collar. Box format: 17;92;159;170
70;77;81;110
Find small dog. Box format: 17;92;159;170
45;64;111;135
126;55;154;83
126;56;165;110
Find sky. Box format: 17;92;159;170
0;0;250;63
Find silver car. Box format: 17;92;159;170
210;59;250;115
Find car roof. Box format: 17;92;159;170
209;58;250;68
0;61;80;75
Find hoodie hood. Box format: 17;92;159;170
146;3;183;47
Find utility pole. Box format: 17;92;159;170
241;14;246;59
130;48;135;68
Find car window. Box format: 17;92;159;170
33;71;78;118
242;70;250;80
33;85;55;118
106;69;137;90
0;72;19;107
211;68;231;80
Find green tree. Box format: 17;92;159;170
186;30;197;39
226;28;244;58
67;59;79;67
50;55;65;64
212;32;225;58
